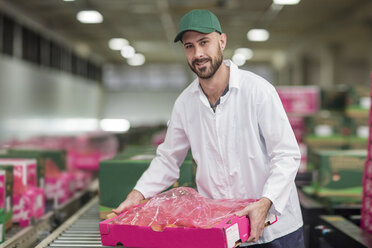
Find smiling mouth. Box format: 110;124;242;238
194;59;209;68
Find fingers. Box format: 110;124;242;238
112;190;145;215
112;202;127;214
247;221;264;243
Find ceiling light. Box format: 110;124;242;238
109;38;129;50
76;10;103;24
273;0;301;5
247;29;270;42
234;48;253;60
63;0;75;2
121;45;135;59
232;54;246;66
127;53;146;66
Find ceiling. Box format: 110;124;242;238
1;0;372;66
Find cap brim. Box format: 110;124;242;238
174;27;217;43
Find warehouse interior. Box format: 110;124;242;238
0;0;372;247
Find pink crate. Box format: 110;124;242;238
45;173;73;203
277;86;320;116
67;151;101;171
288;116;305;142
12;194;32;226
361;73;372;233
365;178;372;196
24;187;45;220
73;171;92;191
100;214;250;248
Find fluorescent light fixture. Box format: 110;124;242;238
232;54;246;66
127;53;145;66
4;118;99;133
63;0;75;2
108;38;129;50
100;119;130;132
234;48;253;60
120;45;135;59
76;10;103;24
247;29;270;42
273;0;301;5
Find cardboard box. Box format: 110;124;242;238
0;154;45;188
0;160;38;224
100;214;250;248
67;150;101;170
276;86;320;116
0;159;38;190
45;172;74;203
0;208;4;244
312;150;366;192
0;166;13;230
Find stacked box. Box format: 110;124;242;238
8;149;67;202
276;86;320;116
0;166;13;230
361;73;372;234
0;160;38;225
0;154;45;188
344;116;369;149
9;149;66;172
99;156;196;218
311;149;365;200
345;85;370;118
0;208;4;244
304;112;347;149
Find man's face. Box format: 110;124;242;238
182;31;226;80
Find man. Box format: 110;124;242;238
113;9;304;247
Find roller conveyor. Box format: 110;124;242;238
35;196;112;248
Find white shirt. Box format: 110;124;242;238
134;60;303;244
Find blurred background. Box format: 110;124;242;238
0;0;371;141
1;1;372;247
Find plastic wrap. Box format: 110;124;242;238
111;187;255;230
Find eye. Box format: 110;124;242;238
184;44;193;49
201;40;208;45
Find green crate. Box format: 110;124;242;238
312;150;365;190
9;149;66;172
99;158;195;209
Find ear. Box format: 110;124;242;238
219;33;227;51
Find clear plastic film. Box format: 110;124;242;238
111;187;255;230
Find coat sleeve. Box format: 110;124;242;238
134;101;190;198
257;86;301;215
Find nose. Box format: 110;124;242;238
194;45;204;58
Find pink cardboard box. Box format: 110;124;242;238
100;214;250;248
45;172;74;203
12;194;32;226
277;86;320;116
24;187;45;220
67;150;101;171
0;159;38;193
0;171;5;209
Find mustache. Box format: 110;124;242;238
192;57;211;67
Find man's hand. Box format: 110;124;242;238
112;189;145;215
235;197;272;243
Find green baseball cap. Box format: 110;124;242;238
174;9;222;43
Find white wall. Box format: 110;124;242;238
103;89;181;127
0;54;103;142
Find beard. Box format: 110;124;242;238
188;47;223;80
